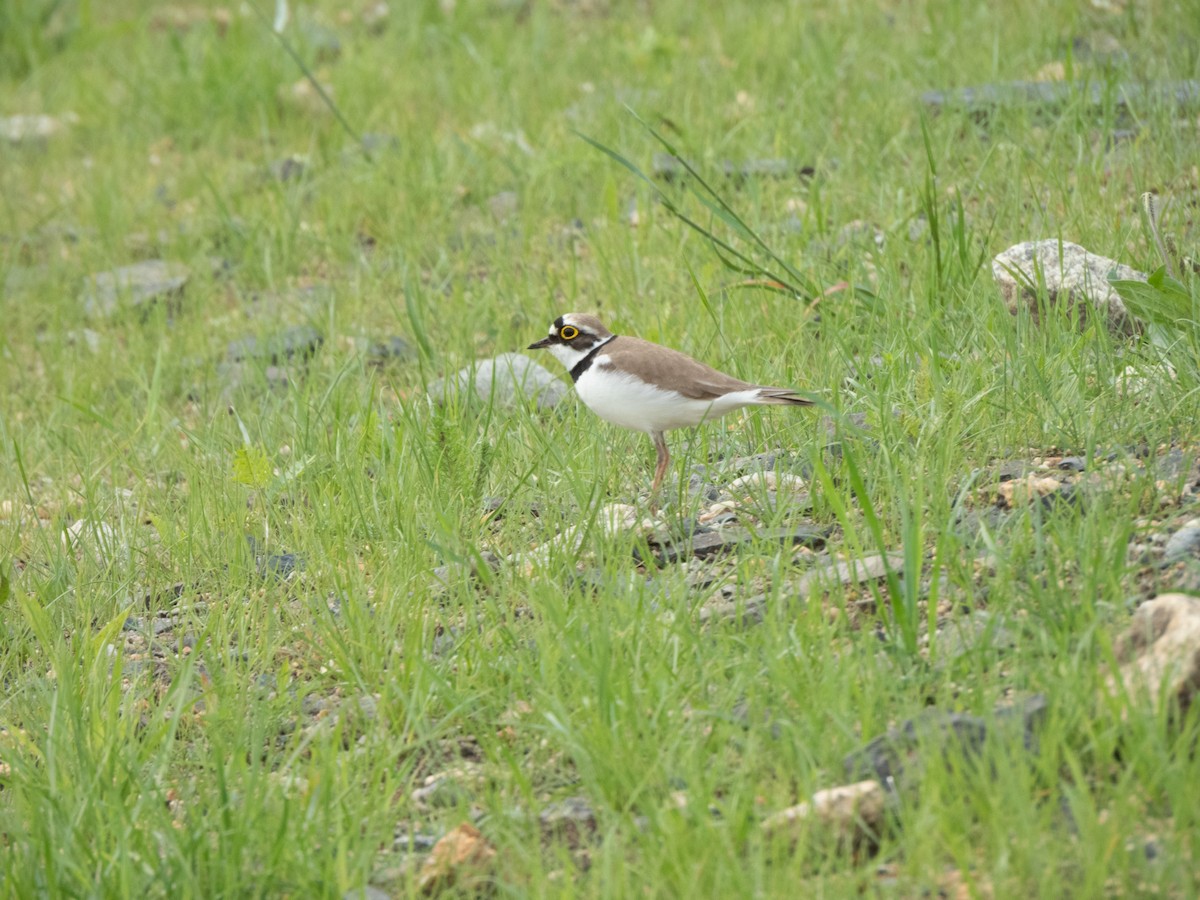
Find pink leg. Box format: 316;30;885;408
650;431;670;494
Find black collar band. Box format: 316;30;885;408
569;335;614;383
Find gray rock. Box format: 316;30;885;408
354;694;378;721
954;507;1008;543
121;582;188;610
217;348;314;393
266;155;308;182
539;796;598;848
481;496;540;521
658;472;721;508
258;551;302;577
81;260;189;318
367;335;415;364
1057;456;1087;472
922;80;1200;114
265;365;290;388
146;617;177;636
700;592;768;628
1163;522;1200;564
429;352;568;410
393;829;439;853
568;570;654;602
4;265;49;295
727;158;814;180
299;18;341;62
301;695;333;716
431;626;462;658
992;240;1144;336
796;552;905;596
487;191;519;221
844;695;1047;792
65;329;102;353
411;774;472;810
995;459;1037;481
726;449;806;476
1152;447;1191;482
254;673;278;694
343;888;390;900
1071;34;1129;67
348;133;400;160
936;611;1014;661
657;524;828;565
227;326;323;364
247;536;304;578
239;284;331;317
652;153;815;184
431;550;501;590
700;551;903;626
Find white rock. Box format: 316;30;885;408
762;780;886;848
728;471;807;495
511;503;655;572
1114;362;1176;398
992;240;1145;335
81;260;190;318
63;519;125;564
429;352;567;411
1105;594;1200;717
0;112;77;143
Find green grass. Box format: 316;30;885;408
3;0;1200;896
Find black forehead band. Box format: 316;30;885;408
552;316;565;331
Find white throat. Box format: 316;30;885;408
546;333;614;373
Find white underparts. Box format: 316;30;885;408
575;360;770;433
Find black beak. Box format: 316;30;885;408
528;337;552;350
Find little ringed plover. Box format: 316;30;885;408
528;313;814;493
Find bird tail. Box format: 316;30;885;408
755;388;816;406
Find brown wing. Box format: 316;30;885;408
598;336;762;401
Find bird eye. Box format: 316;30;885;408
560;325;579;340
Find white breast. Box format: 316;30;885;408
575;360;762;433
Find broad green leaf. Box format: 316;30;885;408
1109;275;1192;327
232;444;273;489
1146;266;1193;300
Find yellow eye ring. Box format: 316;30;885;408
560;325;579;340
